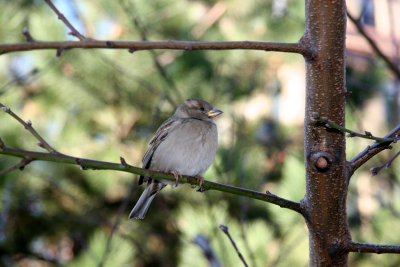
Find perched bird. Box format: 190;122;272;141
128;98;223;219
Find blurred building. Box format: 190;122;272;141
347;0;400;62
347;0;400;128
277;0;400;126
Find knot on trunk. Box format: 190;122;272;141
312;152;332;172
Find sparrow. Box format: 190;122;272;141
128;98;223;219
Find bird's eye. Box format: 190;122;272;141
200;107;205;111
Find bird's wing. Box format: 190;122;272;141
139;117;178;185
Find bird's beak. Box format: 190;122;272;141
207;108;223;118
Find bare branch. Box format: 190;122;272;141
0;40;312;57
347;242;400;254
44;0;86;40
219;225;249;267
370;149;400;176
347;11;400;79
0;103;58;153
348;124;400;175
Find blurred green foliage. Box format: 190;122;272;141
0;0;399;266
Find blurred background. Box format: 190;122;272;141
0;0;400;266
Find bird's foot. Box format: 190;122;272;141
171;170;182;187
194;175;206;192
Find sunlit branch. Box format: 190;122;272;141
0;40;311;57
0;0;315;58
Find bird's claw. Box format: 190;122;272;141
171;170;182;187
195;175;206;192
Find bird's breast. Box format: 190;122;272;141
150;120;218;176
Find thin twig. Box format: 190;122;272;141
0;157;33;175
44;0;86;40
22;27;35;42
0;103;58;153
0;40;312;57
219;225;249;267
347;11;400;79
314;114;396;143
347;241;400;254
314;114;400;176
370;149;400;176
98;179;136;267
349;124;400;175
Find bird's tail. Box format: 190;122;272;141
128;182;164;219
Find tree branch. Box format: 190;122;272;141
347;11;400;79
0;157;32;175
311;113;400;176
1;103;58;153
314;114;397;143
347;242;400;254
0;40;312;57
0;0;315;58
0;144;302;213
0;1;315;59
219;225;249;267
348;124;400;175
44;0;86;40
370;148;400;176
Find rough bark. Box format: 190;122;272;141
301;1;351;266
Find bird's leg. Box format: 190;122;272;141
194;175;206;192
171;170;182;187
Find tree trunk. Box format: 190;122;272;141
301;1;351;266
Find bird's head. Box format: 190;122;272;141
175;98;223;122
